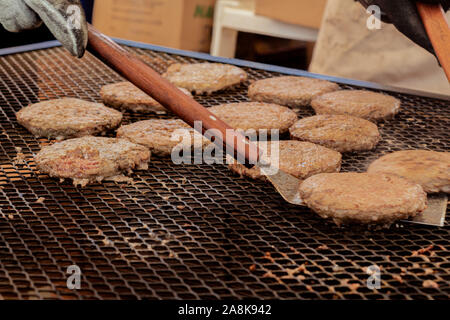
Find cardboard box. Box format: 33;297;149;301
93;0;215;52
255;0;327;29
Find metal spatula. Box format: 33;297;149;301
261;165;447;227
409;3;449;226
86;24;445;226
86;23;305;205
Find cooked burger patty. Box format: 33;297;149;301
16;98;123;140
163;63;248;94
248;76;339;107
289;114;381;153
100;81;193;113
299;173;427;225
117;119;209;156
367;150;450;193
228;140;342;181
35;136;150;187
311;90;401;121
208;102;298;135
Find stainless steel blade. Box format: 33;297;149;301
259;163;446;226
258;165;304;205
404;193;447;227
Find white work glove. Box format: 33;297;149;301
0;0;88;57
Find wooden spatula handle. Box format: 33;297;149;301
86;24;259;164
417;2;450;81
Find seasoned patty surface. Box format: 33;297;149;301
208;102;298;135
162;63;247;94
311;90;401;121
100;81;193;113
228;140;342;181
289;114;380;153
35;136;150;187
299;173;427;225
248;76;339;107
16;98;123;140
367;150;450;193
117;119;209;156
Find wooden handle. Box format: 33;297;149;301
86;24;259;164
417;2;450;82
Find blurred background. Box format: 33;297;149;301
0;0;318;70
1;0;448;95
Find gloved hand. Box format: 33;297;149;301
0;0;88;57
358;0;450;54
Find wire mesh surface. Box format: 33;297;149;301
0;44;449;300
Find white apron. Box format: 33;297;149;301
309;0;450;95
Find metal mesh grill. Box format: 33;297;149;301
0;44;449;300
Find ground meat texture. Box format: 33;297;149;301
289;114;381;153
228;140;342;181
16;98;123;140
208;102;298;135
299;173;427;225
367;150;450;193
100;81;193;113
163;63;247;94
117;119;210;156
311;90;401;121
35;136;150;187
248;76;339;107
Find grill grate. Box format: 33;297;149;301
0;44;449;300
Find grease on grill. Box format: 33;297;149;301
0;45;448;300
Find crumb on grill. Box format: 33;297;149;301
13;147;27;165
412;245;434;256
264;252;275;263
422;280;439;289
36;197;45;204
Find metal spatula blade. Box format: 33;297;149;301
260;166;446;227
259;166;304;205
405;193;448;227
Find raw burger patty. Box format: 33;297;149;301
163;63;247;94
100;81;193;113
35;136;150;186
16;98;122;140
208;102;298;135
289;114;380;153
228;140;342;181
299;173;427;225
311;90;401;121
367;150;450;193
117;119;209;156
248;76;339;107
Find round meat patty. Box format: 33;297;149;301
117;119;209;156
228;140;342;181
35;136;150;187
100;81;193;113
289;114;381;153
162;63;247;94
16;98;123;140
311;90;401;121
208;102;298;135
299;173;427;225
367;150;450;193
248;76;339;107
